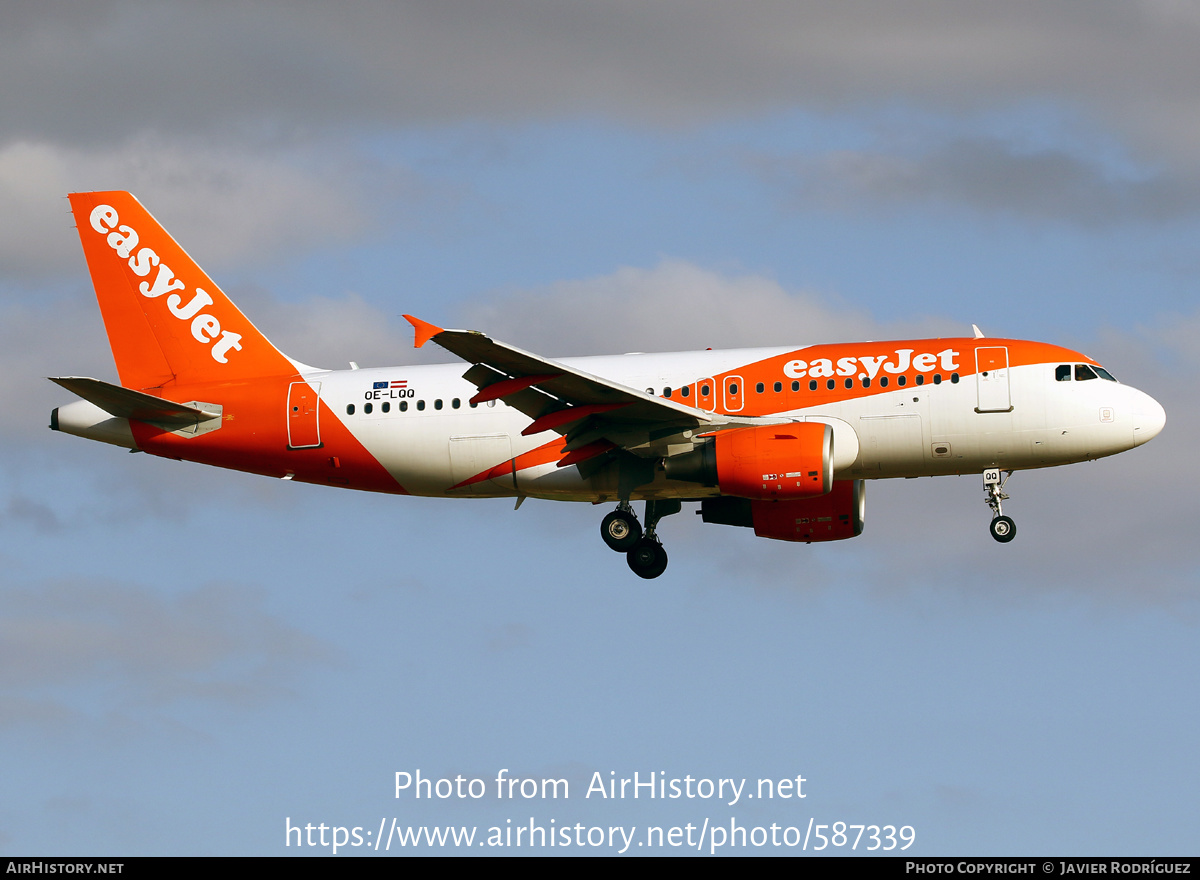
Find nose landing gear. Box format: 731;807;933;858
983;468;1016;543
601;499;680;578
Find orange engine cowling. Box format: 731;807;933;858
700;480;866;543
713;421;832;501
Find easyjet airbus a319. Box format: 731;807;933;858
51;192;1166;578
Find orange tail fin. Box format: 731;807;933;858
69;191;299;390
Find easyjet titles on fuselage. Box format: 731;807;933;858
782;348;960;381
87;204;244;365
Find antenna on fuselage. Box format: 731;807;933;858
972;324;985;338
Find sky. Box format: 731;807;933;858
1;0;1198;857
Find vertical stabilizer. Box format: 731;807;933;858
68;191;298;390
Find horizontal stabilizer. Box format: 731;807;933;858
49;377;220;430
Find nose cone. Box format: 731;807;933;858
1131;391;1166;447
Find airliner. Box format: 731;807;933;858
50;192;1166;578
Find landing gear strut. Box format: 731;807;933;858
601;499;680;578
983;468;1016;543
626;499;679;579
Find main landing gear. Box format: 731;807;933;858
983;468;1016;543
600;500;680;579
600;503;641;551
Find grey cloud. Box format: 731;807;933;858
231;287;426;371
0;299;114;443
757;138;1200;225
7;2;1200;166
0;496;64;533
0;138;394;278
0;577;336;729
457;259;960;356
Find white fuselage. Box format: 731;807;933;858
306;346;1163;502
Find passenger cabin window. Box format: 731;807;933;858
382;401;390;413
346;404;355;415
1056;364;1072;381
773;382;782;393
400;401;408;412
728;383;738;395
417;400;425;411
664;388;672;398
364;402;373;414
1075;364;1098;381
791;381;800;392
755;383;764;393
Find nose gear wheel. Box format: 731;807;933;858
989;515;1016;542
983;468;1017;543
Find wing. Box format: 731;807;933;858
404;316;785;472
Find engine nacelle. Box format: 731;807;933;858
700;479;866;543
666;422;832;501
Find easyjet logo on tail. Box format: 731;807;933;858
783;347;960;380
89;205;243;364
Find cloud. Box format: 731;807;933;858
456;259;960;355
755;138;1200;226
0;137;392;279
7;2;1200;168
0;577;335;730
0;496;64;534
231;288;425;371
0;299;113;442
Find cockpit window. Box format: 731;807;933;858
1075;364;1098;381
1055;364;1071;382
1093;366;1118;382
